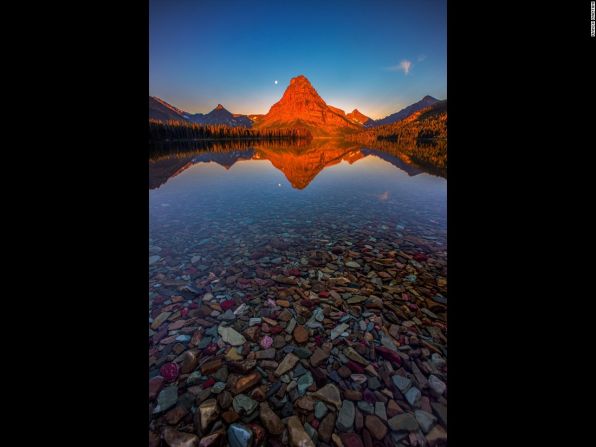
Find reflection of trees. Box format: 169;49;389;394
347;100;447;173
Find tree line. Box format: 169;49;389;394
149;119;312;142
348;100;447;170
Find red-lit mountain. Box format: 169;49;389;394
254;75;362;137
346;109;372;125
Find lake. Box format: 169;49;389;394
148;139;447;443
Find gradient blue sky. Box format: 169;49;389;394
150;0;446;119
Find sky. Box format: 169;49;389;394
149;0;446;119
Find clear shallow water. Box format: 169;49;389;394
148;140;448;442
149;141;446;258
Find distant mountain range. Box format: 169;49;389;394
149;97;253;127
149;77;443;133
365;95;439;128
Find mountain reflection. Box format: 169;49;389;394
149;139;444;190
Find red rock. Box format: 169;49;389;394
376;346;402;365
319;291;330;298
181;308;189;317
270;326;283;334
222;410;240;424
346;360;365;373
221;300;235;311
149;376;164;400
288;269;301;276
202;378;215;389
203;344;218;355
340;432;364;447
293;325;309;344
160;363;180;382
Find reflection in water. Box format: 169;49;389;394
149;139;440;190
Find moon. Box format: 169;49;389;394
274;80;278;85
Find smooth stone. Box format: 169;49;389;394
217;391;233;409
293;363;307;377
345;261;361;268
425;425;447;446
318;412;336;443
164;406;189;425
387;413;419;432
311;383;342;409
149;376;164;400
293;325;309;344
344;390;362;401
149;255;161;266
392;374;412;393
198;398;219;431
249;318;262;326
255;348;276;360
364;415;388;441
310;348;330;367
293;347;312;358
304;423;317;443
274;353;300;376
287;416;316;447
339;432;364;447
374;402;387;421
428;375;446;395
343;347;369;366
330;323;349;340
405;387;421;407
211;382;226;394
367;376;382;390
336;400;355;431
259;402;284;435
155;385;178;413
232;394;258;415
181;351;199;374
151;311;171;330
163;427;199;447
286;318;297;334
430;401;447;426
232;372;261;394
315;401;328;419
357;401;374;414
227;423;253;447
297;371;314;394
218;326;246;346
414;409;437;433
198;431;225;447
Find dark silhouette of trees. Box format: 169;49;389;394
149;119;312;142
348;100;447;170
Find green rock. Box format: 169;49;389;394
297;371;314;394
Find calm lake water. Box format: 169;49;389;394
149;140;446;262
148;139;448;442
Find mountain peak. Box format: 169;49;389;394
290;75;311;85
352;109;360;114
422;95;438;102
215;104;225;110
255;75;362;137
